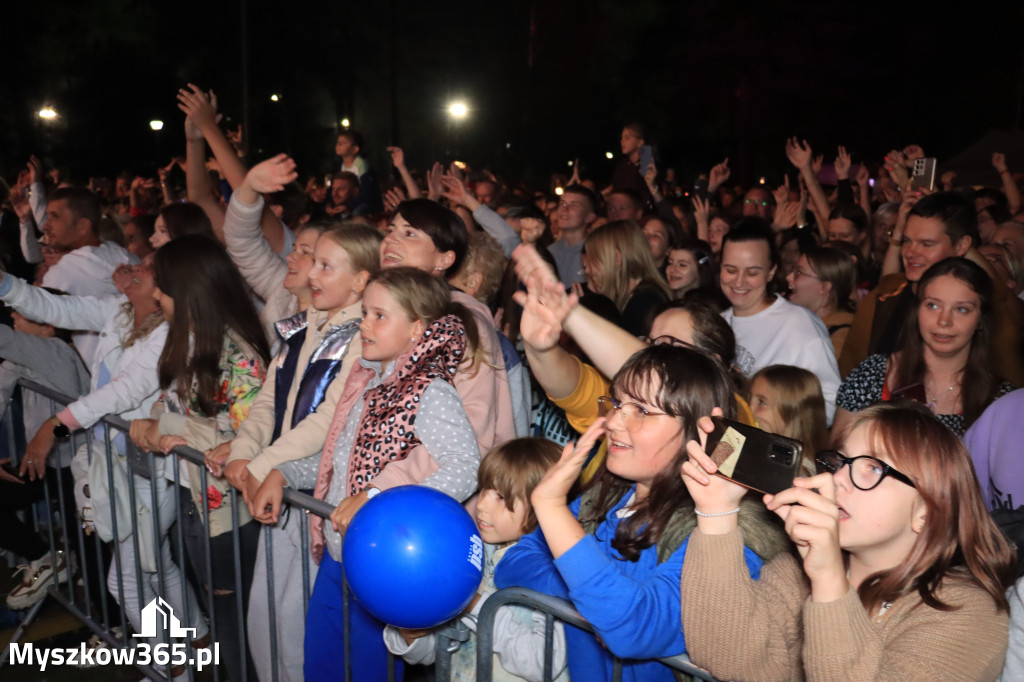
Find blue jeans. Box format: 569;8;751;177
304;552;403;682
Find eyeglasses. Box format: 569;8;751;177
815;450;916;491
639;334;697;350
792;269;820;280
597;396;674;433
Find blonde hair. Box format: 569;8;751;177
318;222;383;277
750;365;828;474
584;220;670;310
368;267;484;373
454;232;506;305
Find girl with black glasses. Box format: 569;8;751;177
679;401;1017;681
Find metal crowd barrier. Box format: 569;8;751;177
1;379;721;682
476;586;720;682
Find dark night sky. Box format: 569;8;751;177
4;0;1024;188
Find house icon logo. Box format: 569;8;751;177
132;597;197;638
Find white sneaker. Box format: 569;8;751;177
6;551;68;610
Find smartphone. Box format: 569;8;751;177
703;417;803;495
638;145;654;178
910;157;937;191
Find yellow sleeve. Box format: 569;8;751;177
550;357;609;435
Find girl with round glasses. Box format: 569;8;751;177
678;401;1017;681
494;344;790;682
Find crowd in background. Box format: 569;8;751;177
0;85;1022;681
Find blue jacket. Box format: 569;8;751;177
495;487;764;682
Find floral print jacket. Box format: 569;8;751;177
152;330;266;536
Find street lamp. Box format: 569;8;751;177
38;107;57;120
270;94;280;102
448;101;468;119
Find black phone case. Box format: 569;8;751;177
704;418;803;495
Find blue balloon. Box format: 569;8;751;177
342;485;484;629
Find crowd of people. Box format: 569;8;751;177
0;86;1022;681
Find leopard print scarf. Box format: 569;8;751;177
345;313;467;495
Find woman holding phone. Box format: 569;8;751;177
678;401;1016;681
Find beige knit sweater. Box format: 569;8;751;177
680;529;1009;682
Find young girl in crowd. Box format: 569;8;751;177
148;201;215;250
581;220;670;337
219;157;380;680
680;401;1017;681
786;245;858;360
836;257;1015;437
383;438;569;682
665;238;715;299
748;365;829;474
495;344;789;682
382;197;518;448
262;267;483;682
129;234;269;681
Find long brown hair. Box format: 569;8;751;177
578;344;736;561
154;235;270;416
584;220;670;310
894;257;998;428
837;403;1016;614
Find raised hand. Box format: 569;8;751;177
387;146;406;169
764;473;846;600
773;201;800;230
941;170;957;191
834;146;851;180
245;154;298;194
708;158;730;191
519;217;545;244
785;138;813;170
383;186;407;213
27;155;43;184
811;154;823;176
176;84;222;133
448;161;466;184
512;242;562;294
884;150;909;186
772;175;791;206
993;152;1009;173
680;410;747;517
531;417;607;509
644;160;658;190
440;174;474;208
691;194;710;221
902;144;924;165
426;162;444;202
856;164;871;187
515;273;577;353
10;189;32;222
568;158;581;186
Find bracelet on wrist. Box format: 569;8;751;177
694;507;741;518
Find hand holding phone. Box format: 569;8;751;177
703;418;803;495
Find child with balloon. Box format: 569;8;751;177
265;266;484;681
382;437;569;681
